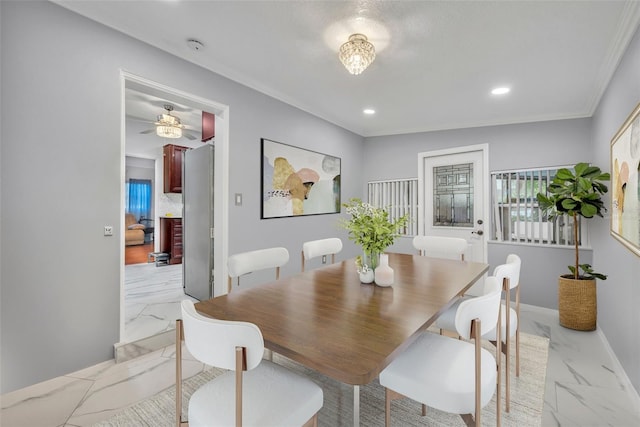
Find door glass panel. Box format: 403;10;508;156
433;163;473;227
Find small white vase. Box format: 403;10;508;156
374;253;394;287
359;269;374;284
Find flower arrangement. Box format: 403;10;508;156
339;198;409;270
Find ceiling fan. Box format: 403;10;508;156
139;104;197;140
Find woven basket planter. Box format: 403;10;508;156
558;276;597;331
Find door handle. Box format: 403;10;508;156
471;230;484;236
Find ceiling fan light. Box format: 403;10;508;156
156;125;182;139
339;33;376;75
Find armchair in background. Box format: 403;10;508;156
125;213;145;246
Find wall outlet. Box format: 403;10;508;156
104;226;113;236
322;255;327;264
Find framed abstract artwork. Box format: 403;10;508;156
261;138;341;219
610;102;640;257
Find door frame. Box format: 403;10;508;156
417;143;489;262
119;71;230;342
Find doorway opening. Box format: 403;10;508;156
118;72;229;361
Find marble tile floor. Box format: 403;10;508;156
2;304;640;427
123;262;197;345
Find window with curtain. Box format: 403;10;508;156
490;166;586;247
126;179;152;220
367;178;418;236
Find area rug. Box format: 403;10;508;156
95;333;548;426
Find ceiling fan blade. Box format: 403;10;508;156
127;115;155;124
140;129;155;134
183;132;197;141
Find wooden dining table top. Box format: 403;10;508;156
195;252;489;386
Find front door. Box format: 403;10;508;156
418;144;488;263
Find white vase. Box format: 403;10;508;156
374;253;394;287
359;269;374;284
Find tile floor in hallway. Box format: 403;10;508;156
123;262;197;344
2;304;640;426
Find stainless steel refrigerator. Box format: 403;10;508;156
182;144;215;300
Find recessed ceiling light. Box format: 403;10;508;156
363;109;376;115
491;87;510;95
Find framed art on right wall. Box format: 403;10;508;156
611;101;640;257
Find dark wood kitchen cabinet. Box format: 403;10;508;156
160;217;182;265
163;144;189;193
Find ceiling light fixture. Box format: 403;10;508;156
339;33;376;75
363;109;376;115
156;124;182;139
155;104;184;139
491;87;510;95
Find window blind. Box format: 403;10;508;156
367;178;418;236
491;167;585;247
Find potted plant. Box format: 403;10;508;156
536;162;610;330
339;198;408;272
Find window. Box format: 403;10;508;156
367;178;418;236
126;179;152;220
491;167;585;246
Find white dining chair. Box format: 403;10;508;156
483;254;521;412
379;276;502;427
412;235;468;260
227;247;289;293
435;255;521;413
176;300;323;427
301;237;343;272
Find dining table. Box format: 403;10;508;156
195;252;489;426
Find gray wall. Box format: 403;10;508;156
591;24;640;393
0;1;362;393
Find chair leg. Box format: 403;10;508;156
471;319;481;427
302;413;318;427
235;347;247;427
385;388;392;427
460;413;475;427
504;282;511;413
516;325;521;377
175;320;189;427
515;286;521;377
384;388;404;427
496;305;502;427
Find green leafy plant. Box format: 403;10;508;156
536;162;610;280
339;198;408;260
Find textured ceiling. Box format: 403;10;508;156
54;1;640;137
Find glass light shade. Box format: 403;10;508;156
158;113;180;126
339;34;376;75
156;125;182;139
